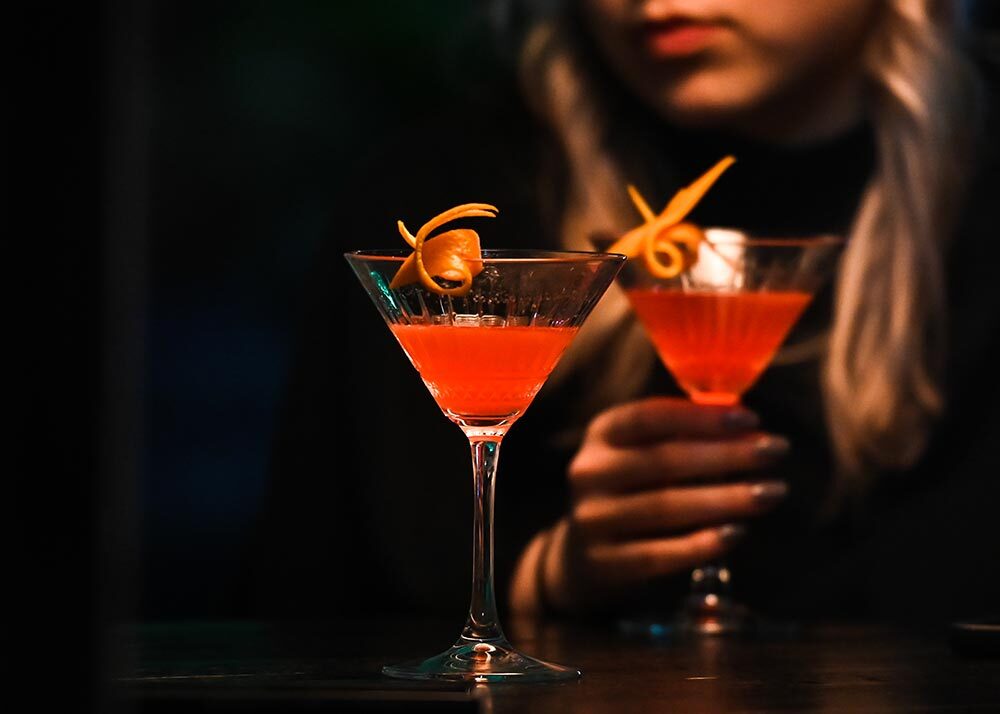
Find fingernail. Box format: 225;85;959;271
717;523;747;545
722;409;759;431
751;480;789;507
754;435;790;459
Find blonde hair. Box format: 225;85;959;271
521;1;979;481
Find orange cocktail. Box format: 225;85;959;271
626;289;811;406
391;324;578;418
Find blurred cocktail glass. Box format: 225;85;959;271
614;229;842;634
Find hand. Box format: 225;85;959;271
528;397;790;614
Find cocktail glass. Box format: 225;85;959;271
345;249;624;681
614;229;842;634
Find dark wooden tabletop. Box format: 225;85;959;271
117;618;1000;712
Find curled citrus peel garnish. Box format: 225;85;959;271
389;203;498;296
608;156;735;278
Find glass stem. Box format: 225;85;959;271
461;436;505;642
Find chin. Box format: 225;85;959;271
649;71;767;130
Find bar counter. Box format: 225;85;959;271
117;617;1000;712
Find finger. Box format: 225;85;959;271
588;397;759;447
574;481;788;540
584;524;745;584
569;434;790;494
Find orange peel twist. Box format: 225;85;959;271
389;203;498;296
608;156;735;278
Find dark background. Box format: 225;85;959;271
12;1;505;707
10;1;1000;709
140;0;500;620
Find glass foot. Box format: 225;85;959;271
677;587;749;635
620;611;800;642
677;606;747;636
619;608;747;641
382;637;581;683
619;564;750;640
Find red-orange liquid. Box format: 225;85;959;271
626;289;812;405
390;323;578;418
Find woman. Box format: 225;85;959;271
258;0;999;624
507;0;999;619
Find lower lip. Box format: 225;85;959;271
643;24;722;57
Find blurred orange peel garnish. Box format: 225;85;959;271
389;203;498;296
608;156;736;278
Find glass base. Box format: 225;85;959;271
619;610;802;642
678;587;749;635
619;603;749;640
620;563;750;639
382;637;581;683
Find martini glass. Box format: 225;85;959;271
345;248;624;682
614;229;842;635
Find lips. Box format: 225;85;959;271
640;17;725;58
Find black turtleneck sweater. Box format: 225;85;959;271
251;55;1000;626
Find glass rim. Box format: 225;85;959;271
590;229;845;250
700;229;844;248
344;248;627;264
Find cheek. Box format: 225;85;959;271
729;0;876;94
747;0;877;49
